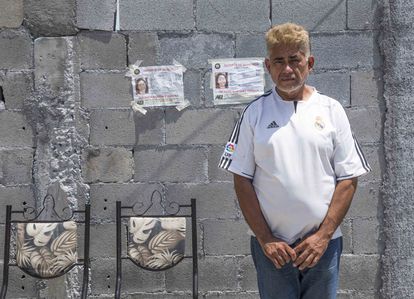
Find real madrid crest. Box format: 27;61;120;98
314;116;325;130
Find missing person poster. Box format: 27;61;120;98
210;58;265;105
127;64;186;109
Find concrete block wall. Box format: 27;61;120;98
0;0;384;298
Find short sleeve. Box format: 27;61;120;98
332;103;371;180
218;108;256;179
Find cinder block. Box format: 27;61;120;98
159;34;235;69
76;0;116;31
82;147;134;183
351;71;382;107
236;33;267;58
336;292;352;299
134;147;208;183
80;72;131;108
350;291;380;299
89;109;135;146
358;144;383;183
166;109;238;145
120;0;194;30
0;71;33;109
78;32;126;70
272;0;346;31
128;32;159;67
89;224;117;258
340;219;352;254
184;70;202;107
353;218;380;254
0;111;34;147
165;183;238;219
0;30;32;69
0;148;33;185
90;109;163;146
90;182;165;221
0;0;23;28
311;32;378;70
43;276;72;299
196;0;269;32
348;0;380;30
0;185;35;223
346;107;382;143
307;72;350;107
24;0;77;37
199;257;238;292
208;146;234;182
202;70;214;107
239;255;258;291
34;37;77;95
134;110;165;145
118;262;165;294
90;258;164;295
0;262;38;298
339;254;380;290
202;219;250;255
349;183;380;218
164;259;193;292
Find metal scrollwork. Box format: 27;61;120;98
21;194;74;222
131;190;181;216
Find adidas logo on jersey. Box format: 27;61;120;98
267;121;279;129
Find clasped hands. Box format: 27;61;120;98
260;232;330;271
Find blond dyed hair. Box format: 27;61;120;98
265;23;311;57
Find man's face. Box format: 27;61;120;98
265;44;314;96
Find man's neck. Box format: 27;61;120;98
276;85;313;102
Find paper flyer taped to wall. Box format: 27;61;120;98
126;61;186;109
209;58;265;105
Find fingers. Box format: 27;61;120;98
293;245;322;270
264;250;282;269
308;255;320;268
263;244;294;268
293;241;305;254
297;253;315;270
285;245;297;261
272;252;285;269
293;250;307;268
293;236;329;270
277;247;291;263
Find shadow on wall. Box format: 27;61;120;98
132;108;238;182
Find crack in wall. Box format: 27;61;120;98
23;37;89;299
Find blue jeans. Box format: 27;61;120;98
251;236;342;299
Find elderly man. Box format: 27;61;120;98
219;23;370;299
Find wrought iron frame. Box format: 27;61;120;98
0;195;91;299
115;190;198;298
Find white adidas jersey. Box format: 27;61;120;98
219;88;371;244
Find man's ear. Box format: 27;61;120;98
265;58;271;72
307;56;315;71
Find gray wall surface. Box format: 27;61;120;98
0;0;402;298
